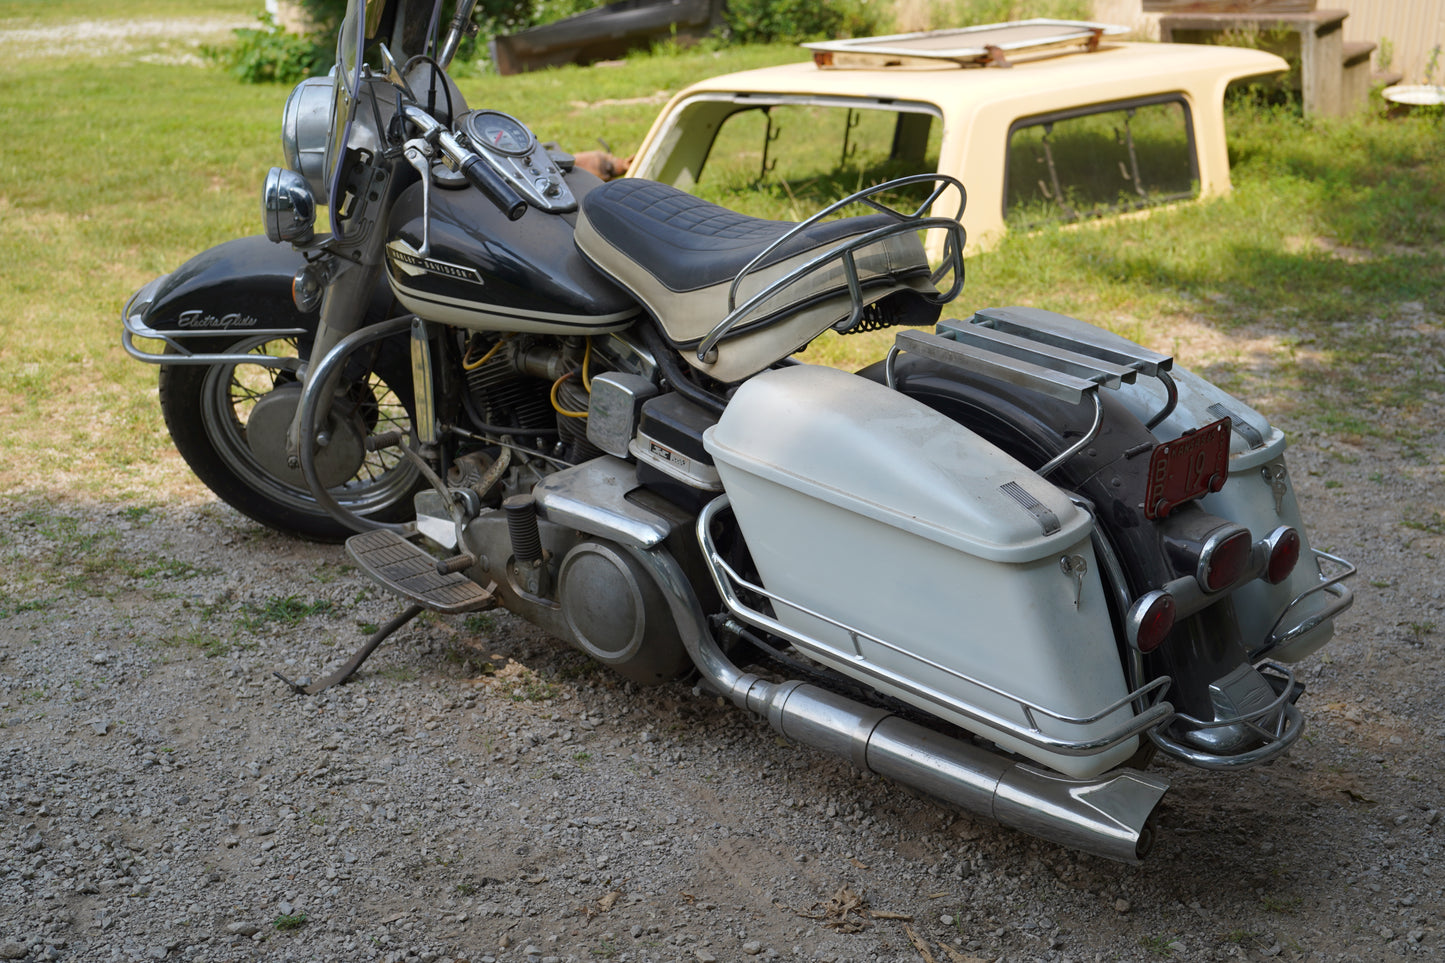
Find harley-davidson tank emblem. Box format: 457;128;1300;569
386;241;484;285
177;310;260;329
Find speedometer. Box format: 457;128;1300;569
465;111;535;157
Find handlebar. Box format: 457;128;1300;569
400;104;528;221
453;146;527;221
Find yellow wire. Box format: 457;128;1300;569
580;337;593;392
461;334;509;371
550;370;589;418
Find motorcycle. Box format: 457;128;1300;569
123;0;1354;863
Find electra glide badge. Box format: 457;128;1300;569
176;309;260;329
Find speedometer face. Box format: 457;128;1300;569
467;111;533;156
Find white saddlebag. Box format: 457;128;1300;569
703;365;1141;778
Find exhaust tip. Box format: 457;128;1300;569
993;765;1170;864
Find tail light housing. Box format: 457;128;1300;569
1196;526;1253;593
1263;526;1302;584
1127;590;1177;653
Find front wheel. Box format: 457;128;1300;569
158;334;422;541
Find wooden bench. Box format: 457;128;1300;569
1158;8;1358;116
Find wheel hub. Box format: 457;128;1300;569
246;382;367;489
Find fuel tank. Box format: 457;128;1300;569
384;169;641;334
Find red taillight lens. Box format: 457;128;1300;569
1199;527;1253;593
1129;591;1177;653
1264;526;1302;584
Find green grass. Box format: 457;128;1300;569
238;595;336;631
0;4;1441;514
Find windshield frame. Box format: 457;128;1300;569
325;0;369;239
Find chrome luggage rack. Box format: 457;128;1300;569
886;306;1179;475
694;174;967;364
697;496;1174;758
804;19;1129;70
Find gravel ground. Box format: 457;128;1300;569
1;410;1442;963
1;18;252;65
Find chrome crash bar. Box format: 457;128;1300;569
121;278;307;369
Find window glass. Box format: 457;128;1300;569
1005;98;1197;227
692;103;943;219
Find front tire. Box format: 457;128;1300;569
158;334;421;541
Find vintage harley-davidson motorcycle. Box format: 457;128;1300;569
123;0;1354;862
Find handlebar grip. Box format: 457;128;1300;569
459;155;527;221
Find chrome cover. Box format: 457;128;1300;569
282;76;336;198
263;167;317;244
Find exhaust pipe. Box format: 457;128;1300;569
753;680;1166;863
631;545;1169;863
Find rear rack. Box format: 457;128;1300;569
805;19;1129;69
695;174;966;364
886;307;1177;474
698;495;1174;758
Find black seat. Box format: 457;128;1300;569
576;178;907;294
573;179;940;383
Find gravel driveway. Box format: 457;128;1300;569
1;411;1442;963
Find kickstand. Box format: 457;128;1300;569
275;604;425;695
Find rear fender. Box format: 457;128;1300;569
859;353;1259;722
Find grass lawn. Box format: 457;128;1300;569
0;5;1441;508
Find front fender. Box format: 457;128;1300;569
123;236;319;356
121;236;394;363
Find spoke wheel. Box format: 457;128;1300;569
159;334;421;541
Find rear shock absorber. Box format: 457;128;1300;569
504;494;548;597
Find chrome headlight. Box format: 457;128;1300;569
263;167;317;244
281;75;336;198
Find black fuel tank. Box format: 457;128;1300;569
384;170;640;334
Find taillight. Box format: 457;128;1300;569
1263;526;1302;584
1198;527;1253;593
1128;590;1177;653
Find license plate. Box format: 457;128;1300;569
1144;417;1231;519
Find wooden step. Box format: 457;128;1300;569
1340;40;1375;112
1342;40;1374;68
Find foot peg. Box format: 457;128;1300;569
346;528;496;614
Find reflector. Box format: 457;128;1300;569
1265;527;1302;585
1129;590;1177;653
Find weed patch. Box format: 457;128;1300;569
238;596;336;631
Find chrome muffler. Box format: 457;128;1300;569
747;679;1166;862
630;545;1169;863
